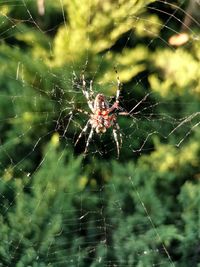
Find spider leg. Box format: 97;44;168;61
113;122;122;158
116;92;151;117
115;68;121;102
89;80;94;98
118;111;129;116
109;69;121;113
128;93;150;114
84;127;94;155
82;74;94;112
76;108;90;116
75;120;90;146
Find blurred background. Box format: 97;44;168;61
0;0;200;266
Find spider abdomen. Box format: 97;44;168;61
90;113;116;134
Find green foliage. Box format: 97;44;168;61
149;48;200;97
1;140;199;265
0;0;200;266
1;142;83;266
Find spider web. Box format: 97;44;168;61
0;0;200;266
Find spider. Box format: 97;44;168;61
75;73;128;157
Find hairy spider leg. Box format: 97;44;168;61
76;108;90;116
108;74;122;114
116;74;121;102
115;68;121;102
89;80;94;98
113;122;122;158
84;127;94;154
82;74;94;112
107;69;122;114
75;120;90;146
116;93;151;117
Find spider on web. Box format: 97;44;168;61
75;73;124;157
74;72;149;157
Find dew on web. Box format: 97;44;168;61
0;0;200;266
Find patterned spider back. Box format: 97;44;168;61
94;94;109;112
